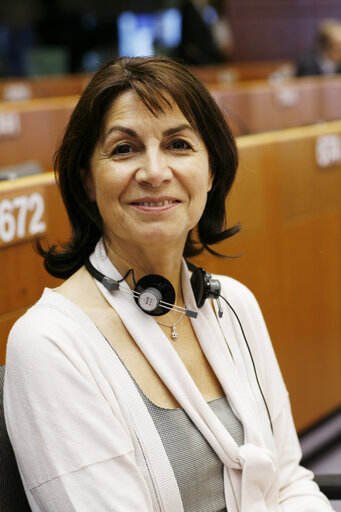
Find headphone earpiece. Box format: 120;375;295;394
190;266;221;308
134;274;175;316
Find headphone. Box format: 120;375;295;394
85;257;274;433
85;258;222;318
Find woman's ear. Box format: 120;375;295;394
82;170;96;202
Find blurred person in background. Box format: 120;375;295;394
179;0;233;64
296;19;341;77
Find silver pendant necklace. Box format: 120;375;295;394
156;311;185;340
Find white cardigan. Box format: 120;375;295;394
4;241;333;512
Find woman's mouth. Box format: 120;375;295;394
132;199;178;207
129;198;180;211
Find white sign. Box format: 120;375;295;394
0;112;21;137
0;192;46;246
3;84;32;101
275;88;299;107
315;134;341;168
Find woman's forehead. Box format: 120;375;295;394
103;89;190;131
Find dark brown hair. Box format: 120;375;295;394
40;56;239;278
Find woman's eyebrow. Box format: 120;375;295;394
103;123;194;143
163;124;194;136
103;125;137;142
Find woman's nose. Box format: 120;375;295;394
135;149;172;187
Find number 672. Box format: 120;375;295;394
0;193;46;243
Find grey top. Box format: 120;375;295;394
133;378;244;512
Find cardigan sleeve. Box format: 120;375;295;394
4;303;154;512
274;400;334;511
219;277;334;511
245;287;334;510
247;297;334;510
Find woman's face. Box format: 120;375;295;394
87;89;212;255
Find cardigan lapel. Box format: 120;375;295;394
90;241;241;468
181;262;267;447
90;241;280;511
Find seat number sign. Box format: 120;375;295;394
0;190;47;247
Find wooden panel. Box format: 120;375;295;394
193;121;341;431
277;213;341;428
279;134;341;219
0;120;340;431
319;76;341;122
0;173;70;361
190;60;293;84
0;96;78;170
0;74;90;101
211;75;341;136
0;64;292;104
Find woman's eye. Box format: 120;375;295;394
170;139;191;150
112;143;133;155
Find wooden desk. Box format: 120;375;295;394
0;173;69;363
192;121;341;431
0;62;289;102
0;121;340;431
0;74;90;101
210;75;341;136
190;60;293;84
0;96;78;171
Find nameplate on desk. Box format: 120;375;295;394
0;112;21;138
0;189;47;247
315;134;341;168
3;83;32;101
274;87;299;107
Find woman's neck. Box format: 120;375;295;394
103;237;185;304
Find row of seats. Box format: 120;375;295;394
0;60;292;101
1;72;341;140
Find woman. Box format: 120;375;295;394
4;57;333;512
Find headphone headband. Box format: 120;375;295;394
85;258;220;317
84;257;273;432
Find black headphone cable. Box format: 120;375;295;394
219;294;274;434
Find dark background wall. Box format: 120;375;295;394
226;0;341;61
1;0;341;77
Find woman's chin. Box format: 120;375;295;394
129;229;187;251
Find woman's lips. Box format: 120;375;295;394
129;198;180;212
